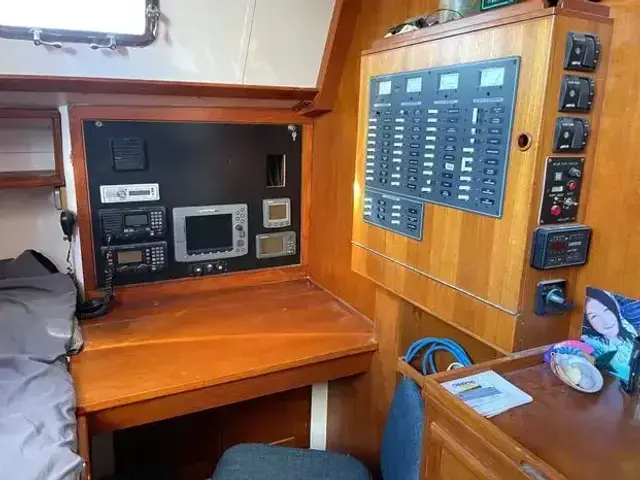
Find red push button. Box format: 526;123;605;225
568;180;578;191
551;205;562;216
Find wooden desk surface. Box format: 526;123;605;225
72;279;376;416
494;364;640;480
421;350;640;480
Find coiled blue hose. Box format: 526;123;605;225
405;337;472;375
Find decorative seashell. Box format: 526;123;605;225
550;354;603;393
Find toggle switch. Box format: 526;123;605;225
553;117;589;152
564;32;601;72
558;75;595;112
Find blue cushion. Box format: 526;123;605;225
380;377;425;480
212;444;371;480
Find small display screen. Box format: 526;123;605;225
439;73;459;90
551;186;564;193
480;67;505;87
260;236;285;255
118;250;142;265
124;214;149;226
268;204;288;221
406;77;422;93
378;81;392;95
186;214;233;253
550;240;567;252
129;189;151;196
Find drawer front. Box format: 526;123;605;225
426;419;551;480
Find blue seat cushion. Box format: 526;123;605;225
211;444;371;480
380;377;425;480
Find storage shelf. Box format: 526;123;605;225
0;109;64;190
0;170;63;189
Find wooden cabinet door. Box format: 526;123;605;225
426;422;531;480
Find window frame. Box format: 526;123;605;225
0;0;160;48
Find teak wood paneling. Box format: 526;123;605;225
569;0;640;338
421;348;640;479
352;15;557;351
69;105;312;296
72;279;375;477
350;9;613;353
71;279;375;415
308;0;512;472
517;12;613;349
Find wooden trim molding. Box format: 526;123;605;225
300;124;314;266
300;0;362;116
70;105;313;296
86;352;373;433
0;75;318;102
365;0;610;57
69;105;312;125
0;108;64;189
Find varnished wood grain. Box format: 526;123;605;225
560;0;610;17
398;345;548;386
517;13;613;349
306;0;504;472
352;246;517;353
400;305;503;371
422;347;640;479
0;75;318;101
368;1;548;53
88;352;372;434
352;15;555;347
69;105;312;295
72;279;375;414
495;364;640;480
300;124;314;267
77;415;91;480
423;352;566;480
352;10;612;352
570;0;640;339
0;109;64;189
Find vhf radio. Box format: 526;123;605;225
98;206;166;243
97;207;169;281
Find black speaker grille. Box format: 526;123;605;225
111;137;147;171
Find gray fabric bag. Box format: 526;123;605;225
0;252;84;480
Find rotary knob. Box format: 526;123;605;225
568;167;582;178
116;189;127;199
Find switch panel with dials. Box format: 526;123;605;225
539;157;584;225
558;75;595;112
564;32;601;72
553;117;589;153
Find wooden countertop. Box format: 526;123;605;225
72;279;376;415
494;364;640;480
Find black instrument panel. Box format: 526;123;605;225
83;121;302;287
